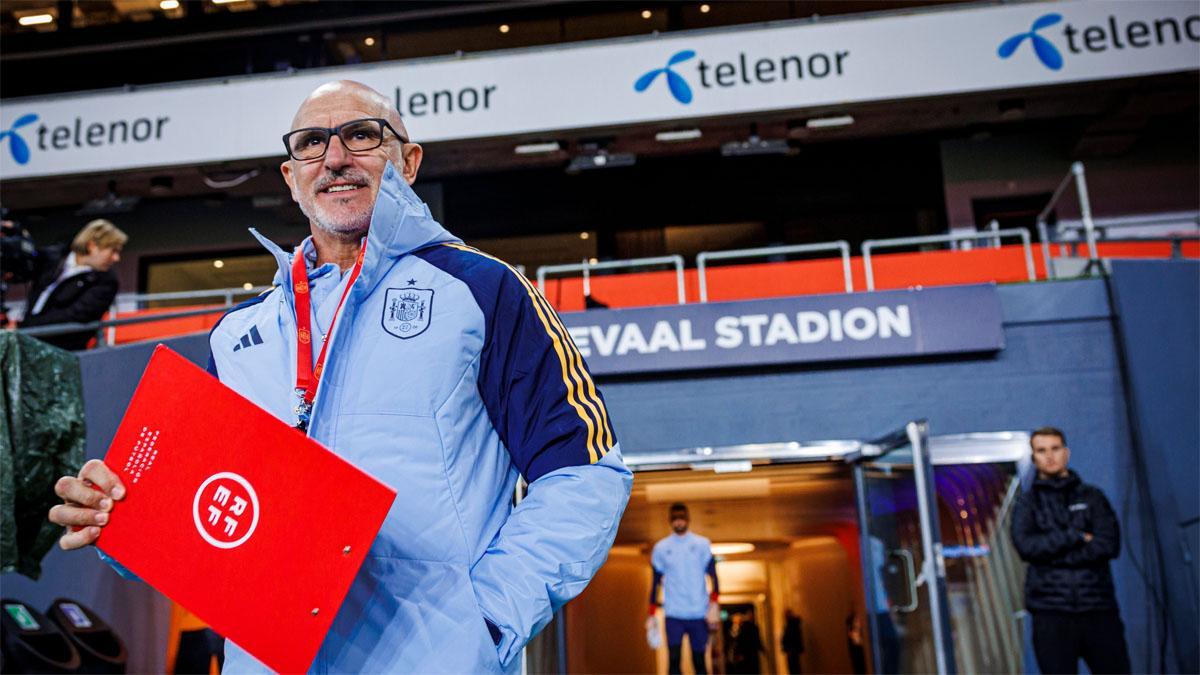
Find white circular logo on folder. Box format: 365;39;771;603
192;472;260;549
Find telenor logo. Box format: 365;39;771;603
999;13;1064;70
0;114;38;164
634;50;696;104
193;472;260;549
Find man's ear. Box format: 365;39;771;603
401;143;423;185
280;160;299;203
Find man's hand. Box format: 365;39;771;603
48;459;125;550
1082;532;1094;543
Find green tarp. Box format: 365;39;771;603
0;331;86;579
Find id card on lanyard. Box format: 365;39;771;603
291;239;366;431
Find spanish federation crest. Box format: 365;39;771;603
382;287;433;339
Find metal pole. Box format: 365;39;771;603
671;254;685;305
1072;162;1100;263
863;242;876;291
908;420;958;674
989;219;1001;249
697;253;710;303
838;240;853;293
1036;219;1054;280
1018;229;1036;283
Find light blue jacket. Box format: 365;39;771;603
203;162;632;672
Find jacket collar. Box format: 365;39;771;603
252;161;461;302
1033;469;1081;491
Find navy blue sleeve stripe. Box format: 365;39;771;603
442;243;611;458
453;239;614;454
440;243;615;462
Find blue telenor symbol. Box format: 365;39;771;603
998;13;1064;70
0;114;38;165
634;50;696;104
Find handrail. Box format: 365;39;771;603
15;304;234;342
1036;162;1099;276
695;240;853;302
861;228;1035;291
1055;212;1200;239
1062;235;1198;259
114;286;273;308
536;255;687;305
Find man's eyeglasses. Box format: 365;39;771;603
282;118;408;161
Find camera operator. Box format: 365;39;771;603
19;219;128;351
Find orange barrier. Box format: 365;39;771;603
105;305;224;345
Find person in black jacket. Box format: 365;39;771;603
1011;426;1131;674
20;219;127;351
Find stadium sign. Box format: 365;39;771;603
1;0;1196;178
558;284;1004;375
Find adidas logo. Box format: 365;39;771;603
233;325;264;352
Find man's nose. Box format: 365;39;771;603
323;135;353;169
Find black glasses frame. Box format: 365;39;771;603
281;117;409;161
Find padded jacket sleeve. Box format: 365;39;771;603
467;264;633;666
1010;491;1084;564
1058;489;1121;566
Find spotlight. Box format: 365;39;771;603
641;10;652;19
567;149;636;173
214;260;225;269
160;0;180;9
499;24;510;34
720;135;791;157
364;37;376;46
700;4;711;13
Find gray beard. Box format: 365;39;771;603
299;198;371;239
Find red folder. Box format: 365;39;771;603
96;346;396;673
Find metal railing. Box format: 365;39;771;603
1036;162;1098;277
535;255;687;305
106;285;273;345
16;305;237;345
695;240;853;302
861;228;1035;291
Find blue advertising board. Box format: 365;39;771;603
559;284;1004;375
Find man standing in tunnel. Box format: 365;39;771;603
649;502;720;674
1011;427;1131;674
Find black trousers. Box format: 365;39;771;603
1032;610;1131;674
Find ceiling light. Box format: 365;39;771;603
567;150;636;173
514;141;561;155
159;0;180;9
213;260;225;269
641;10;652;19
18;14;54;26
805;115;855;129
580;232;590;240
711;542;755;556
655;128;702;143
364;37;376;46
588;258;599;265
720;135;791;157
499;24;510;34
211;0;246;4
242;282;254;291
700;4;711;13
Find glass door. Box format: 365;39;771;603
852;421;957;674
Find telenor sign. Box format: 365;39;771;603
559;284;1004;375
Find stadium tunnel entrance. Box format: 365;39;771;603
530;430;1030;675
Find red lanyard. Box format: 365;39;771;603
291;239;366;430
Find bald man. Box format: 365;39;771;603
49;81;633;673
